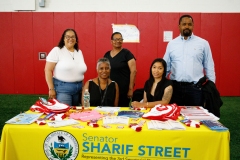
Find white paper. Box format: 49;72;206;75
94;106;120;113
112;24;140;43
103;116;129;125
47;119;79;127
163;31;173;42
147;120;185;130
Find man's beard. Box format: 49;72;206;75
183;29;192;37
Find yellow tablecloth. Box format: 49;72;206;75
0;108;230;160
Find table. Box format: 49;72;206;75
0;109;230;160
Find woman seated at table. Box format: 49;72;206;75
82;58;119;107
131;58;173;108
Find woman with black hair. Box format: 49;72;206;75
45;28;87;106
131;58;173;108
104;32;136;107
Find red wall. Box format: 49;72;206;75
0;12;240;96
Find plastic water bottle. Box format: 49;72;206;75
83;89;90;109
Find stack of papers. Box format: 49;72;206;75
102;116;129;125
147;120;185;130
5;113;43;124
200;120;228;131
117;111;144;118
180;106;207;113
180;106;219;121
47;119;79;127
94;107;121;113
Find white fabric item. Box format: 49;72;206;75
46;46;87;82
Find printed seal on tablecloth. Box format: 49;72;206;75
43;130;79;160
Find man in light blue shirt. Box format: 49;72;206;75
163;14;216;106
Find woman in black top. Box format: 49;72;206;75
104;32;137;107
82;58;119;107
131;58;173;108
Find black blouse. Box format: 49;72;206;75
144;79;172;102
88;80;116;106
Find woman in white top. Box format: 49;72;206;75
44;28;87;106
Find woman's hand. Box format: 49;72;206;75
45;61;57;100
127;89;133;98
131;101;145;108
49;90;56;99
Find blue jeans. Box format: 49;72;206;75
171;82;203;106
53;78;82;106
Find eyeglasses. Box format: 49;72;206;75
65;36;76;40
112;38;123;42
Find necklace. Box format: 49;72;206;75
68;51;74;60
98;78;109;106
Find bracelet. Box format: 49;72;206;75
49;88;55;91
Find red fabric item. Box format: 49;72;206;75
49;113;67;121
142;104;181;121
30;99;70;114
129;123;142;132
87;122;99;128
36;120;46;125
184;120;202;128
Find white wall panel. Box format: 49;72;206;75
11;0;35;11
0;0;240;12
